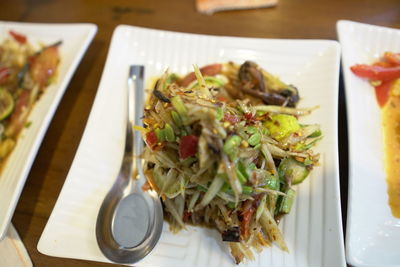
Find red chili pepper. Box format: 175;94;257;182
145;131;158;148
374;80;393;108
244;112;252;120
9;30;27;44
182;210;192;222
244;112;255;121
223;113;240;124
180;63;222;87
240;200;255;239
383;52;400;66
0;67;10;83
350;64;400;81
179;135;198;159
215;95;228;102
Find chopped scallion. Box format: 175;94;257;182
164;123;175;142
155;128;165;142
171;110;183;127
248;132;261;146
223;135;241;161
279;188;296;213
171;95;188;124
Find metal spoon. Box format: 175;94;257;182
96;65;163;264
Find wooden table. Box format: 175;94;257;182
1;0;399;266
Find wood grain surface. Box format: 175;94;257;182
0;0;399;266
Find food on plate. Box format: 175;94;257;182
140;61;321;263
351;52;400;218
0;30;61;167
196;0;278;15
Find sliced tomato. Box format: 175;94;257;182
11;90;29;120
30;46;60;88
179;135;198;159
9;30;27;45
350;64;400;81
383;52;400;66
0;67;10;84
223;113;240;124
6;90;30;137
145;131;158;148
373;60;393;68
375;80;392;108
180;63;222;87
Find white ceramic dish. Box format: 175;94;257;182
0;21;97;240
337;20;400;267
1;224;32;267
38;25;345;267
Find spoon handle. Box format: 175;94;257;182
128;66;145;191
127;65;144;156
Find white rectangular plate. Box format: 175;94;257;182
0;21;97;240
337;20;400;266
38;25;345;267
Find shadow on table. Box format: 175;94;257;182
338;69;349;240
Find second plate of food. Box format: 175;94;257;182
38;25;344;267
0;21;97;240
338;20;400;267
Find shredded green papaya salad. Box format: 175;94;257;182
140;61;322;264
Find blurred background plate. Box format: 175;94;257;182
38;25;344;267
337;20;400;267
0;21;97;240
0;224;32;267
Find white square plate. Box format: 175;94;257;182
38;25;345;267
0;21;97;240
337;20;400;266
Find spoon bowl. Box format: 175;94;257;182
96;65;163;264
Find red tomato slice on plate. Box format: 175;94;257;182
375;80;392;108
180;63;222;87
9;30;27;45
179;135;198;159
350;64;400;81
30;46;60;88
